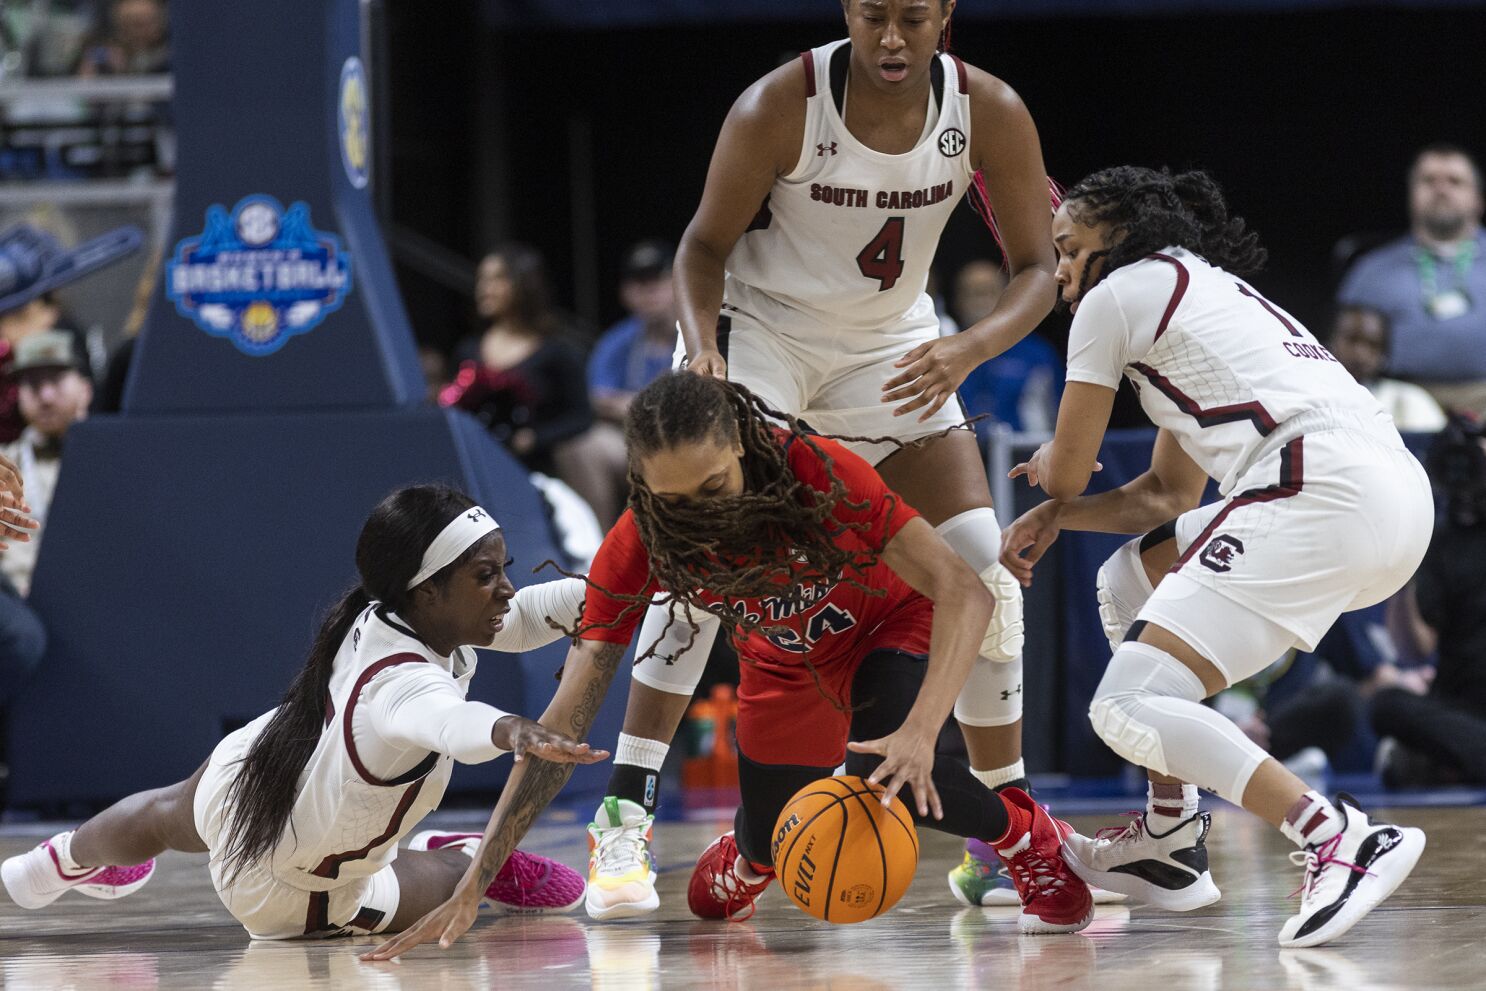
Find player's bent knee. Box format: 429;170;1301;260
934;508;1023;662
1095;536;1153;654
1087;693;1170;775
1088;642;1208;775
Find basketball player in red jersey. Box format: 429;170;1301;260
589;0;1078;918
364;374;1094;959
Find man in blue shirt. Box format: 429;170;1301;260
588;240;677;425
1337;144;1486;414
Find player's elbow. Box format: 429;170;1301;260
1042;470;1088;502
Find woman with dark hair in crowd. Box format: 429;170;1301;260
366;373;1095;958
3;484;600;939
1000;165;1431;948
444;243;626;528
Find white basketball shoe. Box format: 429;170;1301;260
1061;811;1221;911
2;831;155;910
1278;795;1425;948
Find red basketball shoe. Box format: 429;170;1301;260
688;832;772;922
992;787;1094;934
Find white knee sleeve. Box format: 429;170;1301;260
355;865;401;934
1095;537;1154;654
1089;642;1269;802
630;597;721;695
936;508;1024;662
954;654;1023;727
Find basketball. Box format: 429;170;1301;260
771;775;919;924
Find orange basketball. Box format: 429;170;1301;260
771;774;919;924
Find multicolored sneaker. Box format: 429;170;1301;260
1;832;155;910
687;831;772;921
1277;795;1425;948
407;831;585;914
949;837;1127;907
585;796;659;920
992;787;1094;934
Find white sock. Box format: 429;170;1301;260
1280;790;1344;848
970;760;1025;791
615;733;669;772
734;855;770;882
53;830;89;872
1147;782;1200;821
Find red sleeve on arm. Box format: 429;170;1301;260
579;510;658;644
786;434;919;546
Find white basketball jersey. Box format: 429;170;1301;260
1066;248;1391;494
266;605;469;891
724;39;976;333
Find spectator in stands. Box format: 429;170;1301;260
442;243;619;529
588;240;677;423
0;222;140;438
950;259;1062;431
1337;144;1486;414
76;0;169;76
1329;305;1447;432
0;331;89;599
1371;415;1486;787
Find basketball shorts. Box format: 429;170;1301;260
1138;418;1433;685
193;711;398;940
676;281;967;465
734;597;933;767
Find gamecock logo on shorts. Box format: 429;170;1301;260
1199;534;1245;573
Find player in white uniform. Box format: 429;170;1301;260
586;0;1075;918
1;485;600;940
1000;165;1432;948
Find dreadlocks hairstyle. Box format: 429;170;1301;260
217;484;498;883
1061;166;1268;302
552;372;908;709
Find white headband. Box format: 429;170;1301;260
406;506;500;589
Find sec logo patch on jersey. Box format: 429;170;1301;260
938;128;966;157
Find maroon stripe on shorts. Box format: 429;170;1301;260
310;778;427;880
1174;437;1304;572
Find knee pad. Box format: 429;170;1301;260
935;508;1024;662
953;654;1023;727
630;598;720;695
1095;536;1154;654
355;865;401;934
1087;642;1206;776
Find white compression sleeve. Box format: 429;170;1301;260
361;665;512;766
936;508;1025;727
485;577;587;652
631;597;722;695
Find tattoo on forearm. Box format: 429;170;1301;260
474;643;625;887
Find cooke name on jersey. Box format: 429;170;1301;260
809;180;956;211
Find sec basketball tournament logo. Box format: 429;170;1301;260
165;195;354;356
339;57;370;189
938;127;966;157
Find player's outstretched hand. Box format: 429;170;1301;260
359;888;481;962
881;335;979;422
1000;501;1063;588
685;348;728;380
847;724;942;820
491;716;610;765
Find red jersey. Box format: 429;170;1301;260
580;434;926;673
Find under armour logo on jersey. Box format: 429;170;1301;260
1199;534;1245;573
466;508;486;524
816;142;838;157
1000;684;1023;702
938;127;966;157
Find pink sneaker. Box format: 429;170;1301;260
408;831;585;914
1;833;155;910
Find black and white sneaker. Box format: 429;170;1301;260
1278;795;1425;948
1061;811;1220;911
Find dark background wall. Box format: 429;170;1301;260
385;5;1486;352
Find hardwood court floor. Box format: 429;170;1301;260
2;804;1482;990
